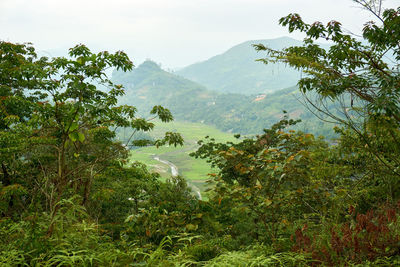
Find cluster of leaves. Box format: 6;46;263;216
0;41;183;219
255;0;400;181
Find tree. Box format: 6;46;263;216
255;1;400;196
0;42;49;215
0;42;183;234
191;116;349;245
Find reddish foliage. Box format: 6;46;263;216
291;203;400;266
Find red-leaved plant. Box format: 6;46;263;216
292;202;400;266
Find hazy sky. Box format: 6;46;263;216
1;0;398;68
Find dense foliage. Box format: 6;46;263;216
1;0;400;266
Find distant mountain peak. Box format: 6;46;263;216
137;60;162;72
236;36;299;46
176;36;303;95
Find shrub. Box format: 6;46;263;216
292;202;400;266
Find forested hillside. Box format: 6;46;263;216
1;1;400;266
113;60;335;137
176;37;303;95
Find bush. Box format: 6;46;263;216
292;202;400;266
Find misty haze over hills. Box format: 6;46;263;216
176;37;302;95
112;37;336;137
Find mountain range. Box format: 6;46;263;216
112;37;336;137
176;36;302;95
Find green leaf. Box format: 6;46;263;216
77;132;85;142
68;132;79;142
185;224;198;231
76;56;84;64
68;122;79;132
132;139;153;147
264;199;272;206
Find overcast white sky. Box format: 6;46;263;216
0;0;398;69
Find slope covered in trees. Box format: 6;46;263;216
176;37;303;95
113;60;335;137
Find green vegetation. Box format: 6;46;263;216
2;1;400;266
113;60;337;137
126;121;236;197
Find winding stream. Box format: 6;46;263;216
153;156;202;200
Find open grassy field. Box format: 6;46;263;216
127;120;236;194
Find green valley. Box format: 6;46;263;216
113;57;337;138
126;120;237;196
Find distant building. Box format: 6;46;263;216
253;94;266;102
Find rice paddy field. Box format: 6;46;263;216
126;120;237;196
